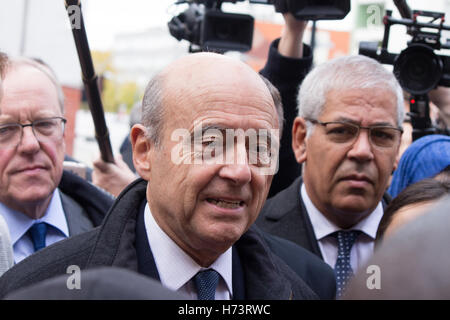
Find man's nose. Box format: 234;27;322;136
219;162;252;186
347;129;374;162
17;126;40;153
219;142;252;185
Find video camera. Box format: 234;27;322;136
359;2;450;140
168;0;350;53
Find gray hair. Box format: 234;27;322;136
129;101;142;128
141;71;285;147
298;55;404;135
141;72;165;147
3;56;65;114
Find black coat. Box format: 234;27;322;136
58;170;114;228
0;179;334;300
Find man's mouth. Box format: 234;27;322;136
339;174;374;189
15;165;47;174
341;174;373;183
206;198;244;209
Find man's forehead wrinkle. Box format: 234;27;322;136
163;80;277;127
327;88;395;106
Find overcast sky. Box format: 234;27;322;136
84;0;177;50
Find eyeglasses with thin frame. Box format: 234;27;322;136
304;118;403;148
0;116;67;149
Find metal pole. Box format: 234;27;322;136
64;0;114;163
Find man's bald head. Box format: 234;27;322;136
141;53;283;146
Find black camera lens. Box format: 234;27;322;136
394;44;443;95
201;10;254;52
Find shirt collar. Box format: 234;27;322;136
144;203;233;296
301;183;383;240
0;188;69;245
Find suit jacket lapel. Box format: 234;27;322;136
259;177;323;259
232;246;245;300
60;191;94;236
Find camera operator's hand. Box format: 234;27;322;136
278;13;308;58
92;155;137;197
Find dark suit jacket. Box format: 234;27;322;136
0;179;324;300
58;170;114;231
256;177;391;258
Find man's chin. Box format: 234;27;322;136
201;224;245;248
9;185;55;205
330;196;377;226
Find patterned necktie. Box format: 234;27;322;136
332;230;361;298
28;222;48;252
194;269;220;300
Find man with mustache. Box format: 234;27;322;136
0;56;112;263
257;54;404;298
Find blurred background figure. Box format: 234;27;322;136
0;215;14;277
388;134;450;198
92;155;137;197
429;86;450;134
0;53;14;276
377;177;450;244
344;195;450;299
0;56;113;263
434;165;450;183
92;102;140;197
4;267;189;300
120;102;142;173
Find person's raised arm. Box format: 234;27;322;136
278;13;308;58
260;13;311;198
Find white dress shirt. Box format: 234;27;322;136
0;188;69;263
301;183;383;273
144;203;233;300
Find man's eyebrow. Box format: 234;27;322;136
189;124;226;137
333;117;396;127
201;124;226;134
187;125;225;143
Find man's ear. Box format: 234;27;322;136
131;124;152;180
292;117;307;164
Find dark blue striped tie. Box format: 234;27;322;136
194;269;219;300
28;222;48;252
332;230;361;298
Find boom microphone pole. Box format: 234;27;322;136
393;0;412;19
64;0;115;163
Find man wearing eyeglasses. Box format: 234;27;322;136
256;54;404;298
0;56;112;263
